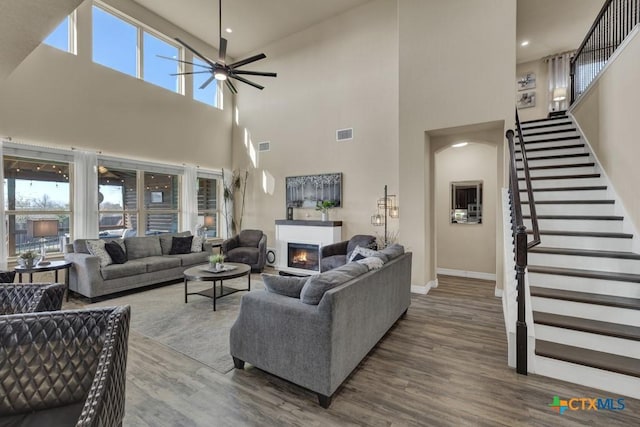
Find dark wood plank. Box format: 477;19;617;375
529;265;640;283
533;311;640;341
530;286;640;310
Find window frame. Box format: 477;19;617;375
43;11;78;54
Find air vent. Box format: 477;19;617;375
336;128;353;141
258;141;270;152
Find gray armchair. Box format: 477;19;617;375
0;283;65;315
221;229;267;272
320;234;377;271
0;306;131;427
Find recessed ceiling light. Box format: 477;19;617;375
521;40;529;47
452;142;468;148
225;28;233;33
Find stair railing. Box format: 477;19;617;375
570;0;640;103
506;109;541;375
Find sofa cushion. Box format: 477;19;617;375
320;254;347;272
300;262;368;305
169;252;209;267
73;239;91;254
104;241;127;264
356;256;385;270
100;261;147;280
159;231;191;255
86;240;113;267
262;274;307;298
226;247;259;265
380;243;405;260
125;236;162;260
140;256;182;273
170;236;193;255
191;235;204;253
238;230;263;247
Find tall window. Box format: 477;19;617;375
144;172;179;235
92;5;181;93
193;57;221;108
197;177;218;237
43;13;76;54
98;166;138;238
3;156;71;257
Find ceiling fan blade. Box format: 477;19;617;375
219;37;227;63
230;53;267;69
232;70;277;78
170;71;212;76
156;55;209;68
175;37;218;68
229;74;264;90
199;74;217;90
225;79;238;94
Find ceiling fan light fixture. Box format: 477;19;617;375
214;69;228;81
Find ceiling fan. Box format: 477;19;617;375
159;0;276;94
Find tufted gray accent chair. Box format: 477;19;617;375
221;229;267;273
0;283;65;315
0;305;131;427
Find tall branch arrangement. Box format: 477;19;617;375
222;168;248;236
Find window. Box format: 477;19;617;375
197;177;218;237
3;156;71;257
144;172;179;235
193;57;221;108
43;13;76;53
98;166;138;238
92;4;182;93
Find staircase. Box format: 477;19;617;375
516;114;640;399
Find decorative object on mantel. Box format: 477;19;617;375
286;173;342;209
371;185;399;248
222;168;248;236
287;206;294;220
316;200;336;221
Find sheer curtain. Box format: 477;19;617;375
73;150;99;239
546;52;572;112
0;142;6;270
181;165;198;234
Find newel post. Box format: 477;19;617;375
515;225;528;375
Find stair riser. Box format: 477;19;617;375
522;204;615;216
518;157;590;168
525;219;623;233
523;178;605;189
531;297;640;326
534;356;640;399
534;325;640;358
517;130;579;142
529;252;640;275
520;123;575;133
516;146;586;158
518;139;582;150
521;190;608;201
518;166;596;178
528;272;640;298
530;235;632;252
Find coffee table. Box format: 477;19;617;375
14;260;73;301
183;262;251;311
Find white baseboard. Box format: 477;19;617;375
411;278;438;295
436;268;496;281
494;286;503;298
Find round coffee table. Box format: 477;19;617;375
14;260;73;301
183;262;251;311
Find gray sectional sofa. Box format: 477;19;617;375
65;233;212;300
230;245;412;408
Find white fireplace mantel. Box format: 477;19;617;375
275;220;342;274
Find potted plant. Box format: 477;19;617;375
316;200;336;221
209;253;225;271
18;250;40;268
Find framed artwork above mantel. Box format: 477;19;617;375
286;173;342;209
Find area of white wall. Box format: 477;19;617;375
0;0;232;170
571;30;640;235
435;143;497;276
399;0;516;286
231;0;398;246
516;59;549;122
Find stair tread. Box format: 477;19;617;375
523;214;622;220
516;143;584;153
517;153;589;161
521;116;568;124
533;311;640;341
520;186;607;192
530;246;640;260
519;128;577;137
518;135;581;144
517;163;595;171
521;200;614;205
520;121;573;131
529;265;640;283
526;230;632;238
535;340;640;378
530;286;640;310
519;173;600;181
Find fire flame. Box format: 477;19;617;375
292;251;308;263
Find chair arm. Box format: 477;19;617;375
0;283;65;314
221;236;239;254
321;240;349;258
256;234;268;270
64;253;104;298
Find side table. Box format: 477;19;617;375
14;260;73;301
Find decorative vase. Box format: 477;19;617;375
216;262;224;271
321;211;328;221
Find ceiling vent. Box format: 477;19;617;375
258;141;271;152
336;128;353;141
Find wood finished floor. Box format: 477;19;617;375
83;275;640;426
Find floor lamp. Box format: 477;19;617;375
371;185;399;248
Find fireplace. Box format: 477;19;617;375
287;242;320;272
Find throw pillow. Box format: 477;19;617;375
356;256;384;270
262;274;307;298
86;240;113;268
350;252;367;262
170;236;194;255
191;235;204;253
380;243;405;260
347;245;389;263
104;241;127;264
300;262;368;305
